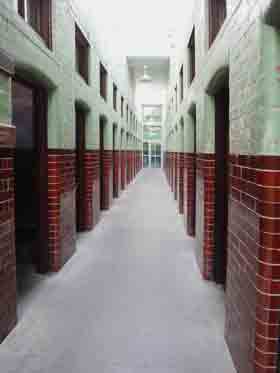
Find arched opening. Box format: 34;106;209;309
207;68;229;286
12;76;48;303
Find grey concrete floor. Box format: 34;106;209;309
0;169;236;373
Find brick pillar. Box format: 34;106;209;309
171;153;174;192
131;151;134;180
225;155;280;373
184;153;196;236
135;151;137;176
92;150;100;225
174;153;178;200
100;150;113;210
47;150;76;271
178;152;184;214
121;150;126;190
0;148;17;343
126;151;131;185
78;150;100;231
0;55;17;343
113;150;120;198
196;153;215;281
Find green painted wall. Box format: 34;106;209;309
165;1;280;157
0;0;142;151
0;72;11;125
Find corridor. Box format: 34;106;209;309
0;170;235;373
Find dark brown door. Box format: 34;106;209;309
191;110;197;236
76;107;86;231
12;79;48;274
113;126;117;198
99;119;105;209
214;84;229;286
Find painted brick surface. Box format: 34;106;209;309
165;2;280;372
177;152;184;214
184;153;196;236
0;149;16;343
48;151;76;272
100;150;113;210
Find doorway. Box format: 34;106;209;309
120;129;125;190
12;78;48;296
188;108;197;236
113;125;118;198
213;83;229;286
99;117;105;210
75;105;86;232
143;142;161;168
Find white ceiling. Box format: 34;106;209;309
77;0;195;57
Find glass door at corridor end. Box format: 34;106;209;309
143;142;162;168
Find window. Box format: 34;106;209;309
126;105;129;123
75;24;89;84
17;0;52;49
180;66;184;102
188;28;195;84
121;96;124;117
175;86;178;112
100;63;108;101
208;0;226;47
113;84;117;111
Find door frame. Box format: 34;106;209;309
12;76;48;273
213;83;229;286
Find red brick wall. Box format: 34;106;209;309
226;155;280;373
196;153;215;281
171;153;175;193
0;149;17;343
100;150;113;210
47;150;76;271
174;153;178;200
78;150;101;231
184;153;196;236
92;150;100;225
177;152;184;214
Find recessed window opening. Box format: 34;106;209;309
17;0;52;48
75;24;90;84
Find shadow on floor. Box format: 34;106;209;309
16;239;46;321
